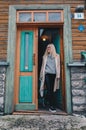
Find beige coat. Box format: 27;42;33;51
40;54;60;96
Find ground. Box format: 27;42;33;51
0;114;86;130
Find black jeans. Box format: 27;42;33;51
45;73;56;108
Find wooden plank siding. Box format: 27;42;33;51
0;0;85;60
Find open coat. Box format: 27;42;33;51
40;54;60;97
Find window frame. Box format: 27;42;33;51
17;10;64;23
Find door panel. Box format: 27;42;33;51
20;31;33;72
19;76;33;103
19;31;33;105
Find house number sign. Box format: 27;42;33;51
74;13;84;19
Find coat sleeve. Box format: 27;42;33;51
39;56;44;80
56;54;60;79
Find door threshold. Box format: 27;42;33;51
13;109;67;115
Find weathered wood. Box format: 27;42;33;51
13;109;67;115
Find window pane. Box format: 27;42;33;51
34;12;46;22
19;13;31;22
48;12;61;22
25;33;29;70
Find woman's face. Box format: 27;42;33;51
47;45;52;54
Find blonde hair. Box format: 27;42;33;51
43;44;57;58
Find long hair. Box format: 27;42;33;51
43;44;57;58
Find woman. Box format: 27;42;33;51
40;44;60;112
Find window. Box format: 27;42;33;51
19;12;32;22
48;12;61;22
34;12;46;22
17;10;63;23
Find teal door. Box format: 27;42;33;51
53;33;63;109
15;31;37;111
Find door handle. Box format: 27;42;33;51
33;53;36;65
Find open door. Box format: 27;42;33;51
14;28;38;111
53;32;63;109
38;28;65;111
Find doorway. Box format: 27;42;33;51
38;27;65;111
14;26;65;113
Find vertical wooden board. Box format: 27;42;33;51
19;76;33;103
60;28;66;110
14;28;21;104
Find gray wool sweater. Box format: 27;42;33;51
45;54;56;74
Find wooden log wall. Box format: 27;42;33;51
0;0;86;60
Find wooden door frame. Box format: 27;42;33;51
5;4;72;114
15;25;65;112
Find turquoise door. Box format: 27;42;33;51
15;31;36;111
53;33;63;109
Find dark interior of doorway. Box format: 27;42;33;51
38;27;63;113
